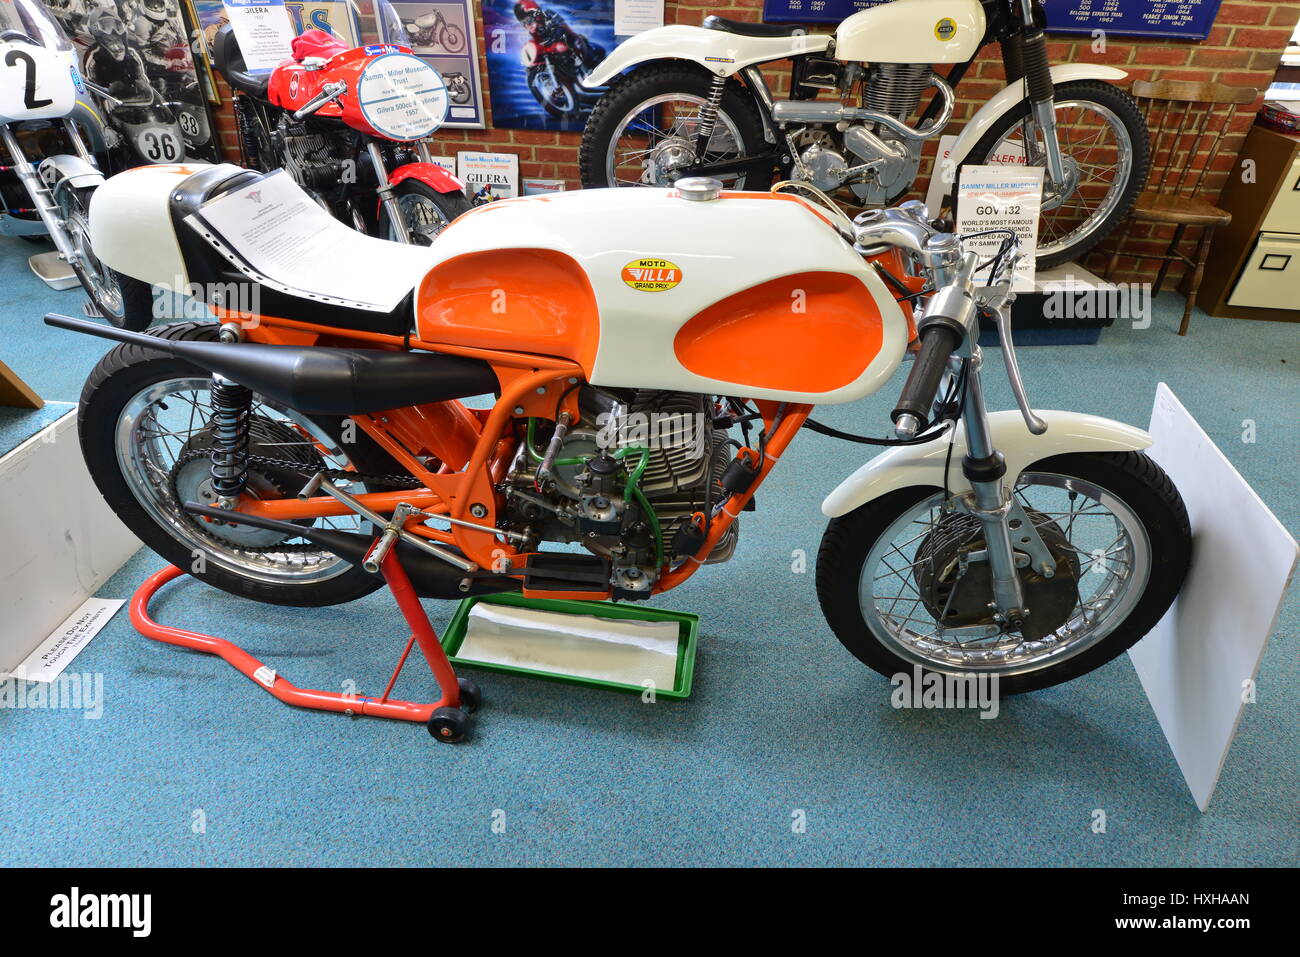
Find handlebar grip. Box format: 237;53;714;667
892;325;962;428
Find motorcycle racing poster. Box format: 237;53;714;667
482;0;615;132
389;2;484;127
43;0;220;165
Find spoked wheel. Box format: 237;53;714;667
580;63;767;188
63;186;126;324
528;64;577;119
380;179;470;245
817;452;1190;695
957;80;1149;270
439;25;465;54
78;323;413;606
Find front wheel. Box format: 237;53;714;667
816;451;1190;696
956;80;1149;270
527;63;578;119
380;178;471;245
579;62;768;189
438;24;465;54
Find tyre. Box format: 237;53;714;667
380;178;471;245
78;322;409;607
816;451;1190;696
111;270;155;331
439;24;464;54
955;80;1149;270
579;62;768;189
527;63;577;119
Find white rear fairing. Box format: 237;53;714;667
421;188;908;404
581;25;831;86
87;163;222;292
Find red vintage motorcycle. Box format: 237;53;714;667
213;18;468;246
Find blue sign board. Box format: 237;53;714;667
762;0;1224;41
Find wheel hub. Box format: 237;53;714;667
646;137;697;185
914;509;1082;641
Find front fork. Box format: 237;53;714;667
1015;0;1069;197
947;301;1053;629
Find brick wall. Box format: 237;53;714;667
211;0;1300;282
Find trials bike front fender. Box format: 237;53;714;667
944;64;1129;171
581;24;830;87
821;410;1151;518
389;161;466;194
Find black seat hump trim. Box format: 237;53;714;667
213;24;270;100
702;15;807;39
166;166;414;339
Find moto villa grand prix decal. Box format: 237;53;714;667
621;258;681;292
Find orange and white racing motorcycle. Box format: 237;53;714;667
49;164;1189;694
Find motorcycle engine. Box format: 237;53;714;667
274;114;355;195
845;63;931;204
501;388;740;597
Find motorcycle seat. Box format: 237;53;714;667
702;15;807;39
168;165;426;339
213;24;270;100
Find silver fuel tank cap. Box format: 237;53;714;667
674;177;723;202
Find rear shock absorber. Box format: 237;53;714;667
694;75;727;157
208;374;253;508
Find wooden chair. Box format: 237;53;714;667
1105;80;1258;335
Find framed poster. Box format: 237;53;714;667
482;0;617;132
457;150;519;201
762;0;1224;40
389;2;485;127
44;0;221;164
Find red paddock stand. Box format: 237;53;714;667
129;551;481;742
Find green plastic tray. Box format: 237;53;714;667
441;592;698;700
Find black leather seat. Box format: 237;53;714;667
212;24;270;100
702;15;807;38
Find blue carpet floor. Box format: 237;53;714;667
1;233;1297;867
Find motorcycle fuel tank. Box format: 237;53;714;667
415;188;908;405
835;0;986;65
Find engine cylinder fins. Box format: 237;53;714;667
864;63;935;121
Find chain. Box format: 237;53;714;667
174;448;422;491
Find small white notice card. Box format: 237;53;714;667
222;0;296;73
14;598;124;682
955;164;1044;292
615;0;664;36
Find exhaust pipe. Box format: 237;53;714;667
183;502;519;599
44;313;499;416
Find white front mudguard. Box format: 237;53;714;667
39;154;104;192
581;24;830;88
945;64;1129;170
821;410;1151;518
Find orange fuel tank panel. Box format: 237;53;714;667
673;271;884;394
416;248;600;371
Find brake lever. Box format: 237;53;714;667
982;287;1048;436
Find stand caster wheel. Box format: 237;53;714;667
457;676;482;714
428;706;469;743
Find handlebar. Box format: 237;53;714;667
893;323;962;432
293;81;346;120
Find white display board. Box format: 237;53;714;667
1131;383;1298;811
223;0;297;73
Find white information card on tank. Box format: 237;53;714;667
191;170;434;311
955;164;1043;292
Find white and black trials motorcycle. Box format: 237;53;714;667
46;161;1190;698
1;0;125;321
579;0;1149;269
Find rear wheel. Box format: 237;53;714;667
579;62;768;189
816;451;1190;695
78;322;410;606
380;178;470;245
